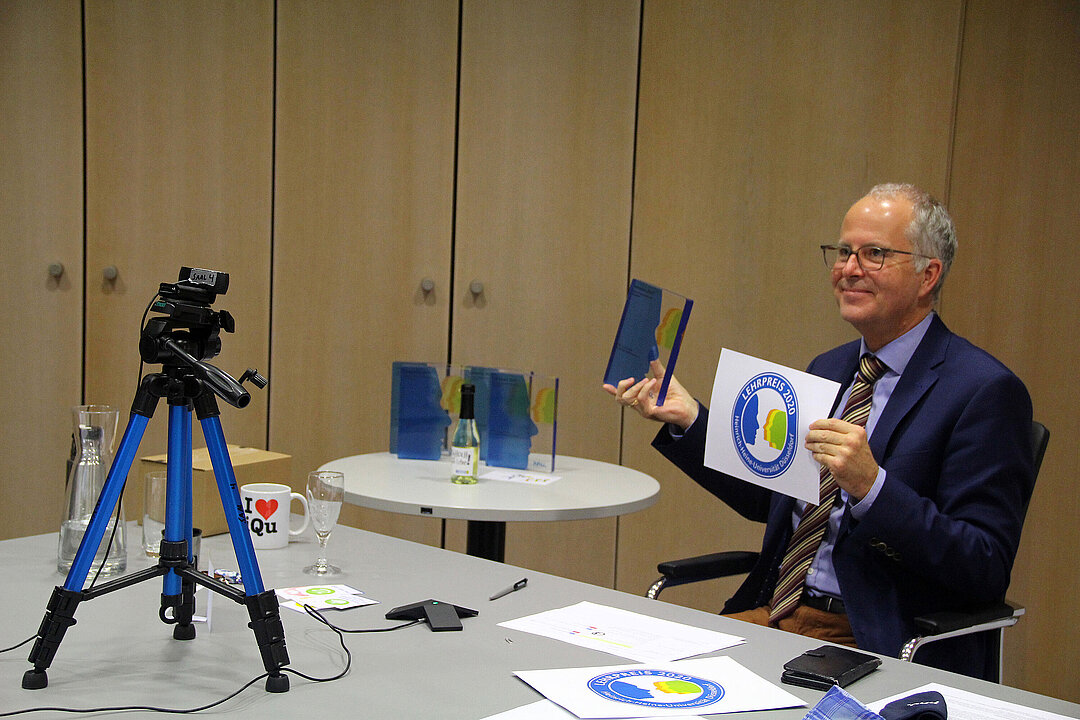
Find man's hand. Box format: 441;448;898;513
804;418;879;501
602;360;699;430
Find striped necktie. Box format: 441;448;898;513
768;353;888;623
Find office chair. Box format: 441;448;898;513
646;420;1050;683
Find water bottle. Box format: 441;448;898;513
58;418;126;577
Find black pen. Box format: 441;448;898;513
489;577;528;601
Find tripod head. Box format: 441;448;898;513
139;267;266;408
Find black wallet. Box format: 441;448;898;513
781;645;882;690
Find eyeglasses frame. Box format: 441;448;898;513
820;244;935;272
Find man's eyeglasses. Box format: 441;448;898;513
820;244;934;271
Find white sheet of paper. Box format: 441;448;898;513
481;469;562;485
704;348;841;505
514;656;804;719
479;699;705;720
868;683;1076;720
498;601;743;664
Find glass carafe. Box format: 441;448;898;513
58;405;126;577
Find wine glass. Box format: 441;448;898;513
303;471;344;576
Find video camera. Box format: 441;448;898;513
140;267;234;365
138;267;264;409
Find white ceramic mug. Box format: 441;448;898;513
239;483;310;549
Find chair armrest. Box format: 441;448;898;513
647;551;759;599
900;600;1025;674
914;601;1023;635
657;551;760;581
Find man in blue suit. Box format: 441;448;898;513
605;184;1035;680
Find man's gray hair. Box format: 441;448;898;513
868;183;956;301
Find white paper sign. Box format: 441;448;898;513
498;601;743;664
704;349;841;505
514;656;804;719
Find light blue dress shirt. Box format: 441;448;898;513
803;311;935;599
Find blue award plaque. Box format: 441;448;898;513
390;362;452;460
603;279;693;405
391;362;558;472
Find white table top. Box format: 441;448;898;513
319;452;660;522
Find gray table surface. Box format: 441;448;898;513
1;524;1077;719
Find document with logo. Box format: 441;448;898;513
499;601;743;664
514;656;804;719
704;349;841;505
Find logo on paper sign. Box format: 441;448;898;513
587;669;724;709
731;372;798;478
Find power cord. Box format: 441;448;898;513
74;292;158;594
0;603;420;715
0;637;34;655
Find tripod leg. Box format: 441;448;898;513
160;403;197;639
197;400;289;691
24;410;152;689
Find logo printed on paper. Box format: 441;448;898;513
255;498;278;520
731;372;798;479
587;669;724;709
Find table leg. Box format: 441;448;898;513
466;520;506;562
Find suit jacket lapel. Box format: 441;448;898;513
868;315;950;459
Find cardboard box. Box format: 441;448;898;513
132;446;292;537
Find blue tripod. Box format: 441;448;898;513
23;361;291;693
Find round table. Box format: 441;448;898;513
320;452;660;561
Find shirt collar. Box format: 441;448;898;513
859;312;935;376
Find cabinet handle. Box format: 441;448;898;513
103;265;118;281
48;262;65;279
469;280;484;296
421;277;435;293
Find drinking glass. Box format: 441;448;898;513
303;471;344;576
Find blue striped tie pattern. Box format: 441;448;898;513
768;354;888;623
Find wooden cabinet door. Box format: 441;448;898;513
0;1;84;540
271;1;459;545
451;0;640;585
83;2;274;468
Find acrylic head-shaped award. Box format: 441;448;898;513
463;366;558;473
604;279;693;406
390;362;452;460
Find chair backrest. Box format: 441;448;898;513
1031;420;1050;478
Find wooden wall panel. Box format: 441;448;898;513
84;1;274;465
945;0;1080;699
271;1;459;545
0;0;83;540
451;0;639;584
618;0;963;611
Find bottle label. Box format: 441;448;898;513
451;446;477;477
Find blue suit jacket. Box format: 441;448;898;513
654;315;1035;679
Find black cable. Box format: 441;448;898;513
137;292;160;394
0;636;34;654
280;604;353;683
300;603;422;633
79;292;159;592
0;602;420;715
85;481;127;591
0;673;268;717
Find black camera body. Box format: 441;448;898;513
140;267;234;365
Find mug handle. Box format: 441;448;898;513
289;492;310;536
